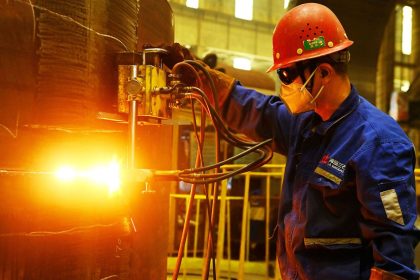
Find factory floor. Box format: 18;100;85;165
167;257;278;280
167;274;273;280
166;245;420;279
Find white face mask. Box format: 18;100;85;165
279;67;324;115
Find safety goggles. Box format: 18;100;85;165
277;62;315;85
276;66;300;85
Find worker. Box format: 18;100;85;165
166;2;420;279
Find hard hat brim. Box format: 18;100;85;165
266;40;354;73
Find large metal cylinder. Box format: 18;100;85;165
0;1;175;279
0;0;174;127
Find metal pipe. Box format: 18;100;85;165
127;100;138;169
127;65;138;169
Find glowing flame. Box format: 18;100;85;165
55;166;77;182
54;158;121;196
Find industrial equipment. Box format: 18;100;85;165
111;46;274;279
0;1;273;279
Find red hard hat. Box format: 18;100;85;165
267;3;353;72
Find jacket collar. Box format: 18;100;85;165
302;85;360;137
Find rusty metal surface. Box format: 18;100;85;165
0;1;175;279
137;0;174;48
0;1;36;132
34;0;138;126
0;0;174;128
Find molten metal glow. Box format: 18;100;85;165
54;158;121;196
55;166;77;182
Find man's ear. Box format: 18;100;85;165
318;63;334;80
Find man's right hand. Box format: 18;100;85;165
156;43;236;109
162;43;195;69
143;42;195;69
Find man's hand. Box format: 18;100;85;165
199;67;236;109
143;43;195;69
144;43;236;109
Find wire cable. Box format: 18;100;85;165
172;97;217;280
169;61;274;280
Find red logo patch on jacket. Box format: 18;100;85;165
320;154;330;164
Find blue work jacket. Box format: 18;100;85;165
222;84;420;279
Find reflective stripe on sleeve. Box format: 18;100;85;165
304;237;362;247
379;188;405;225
